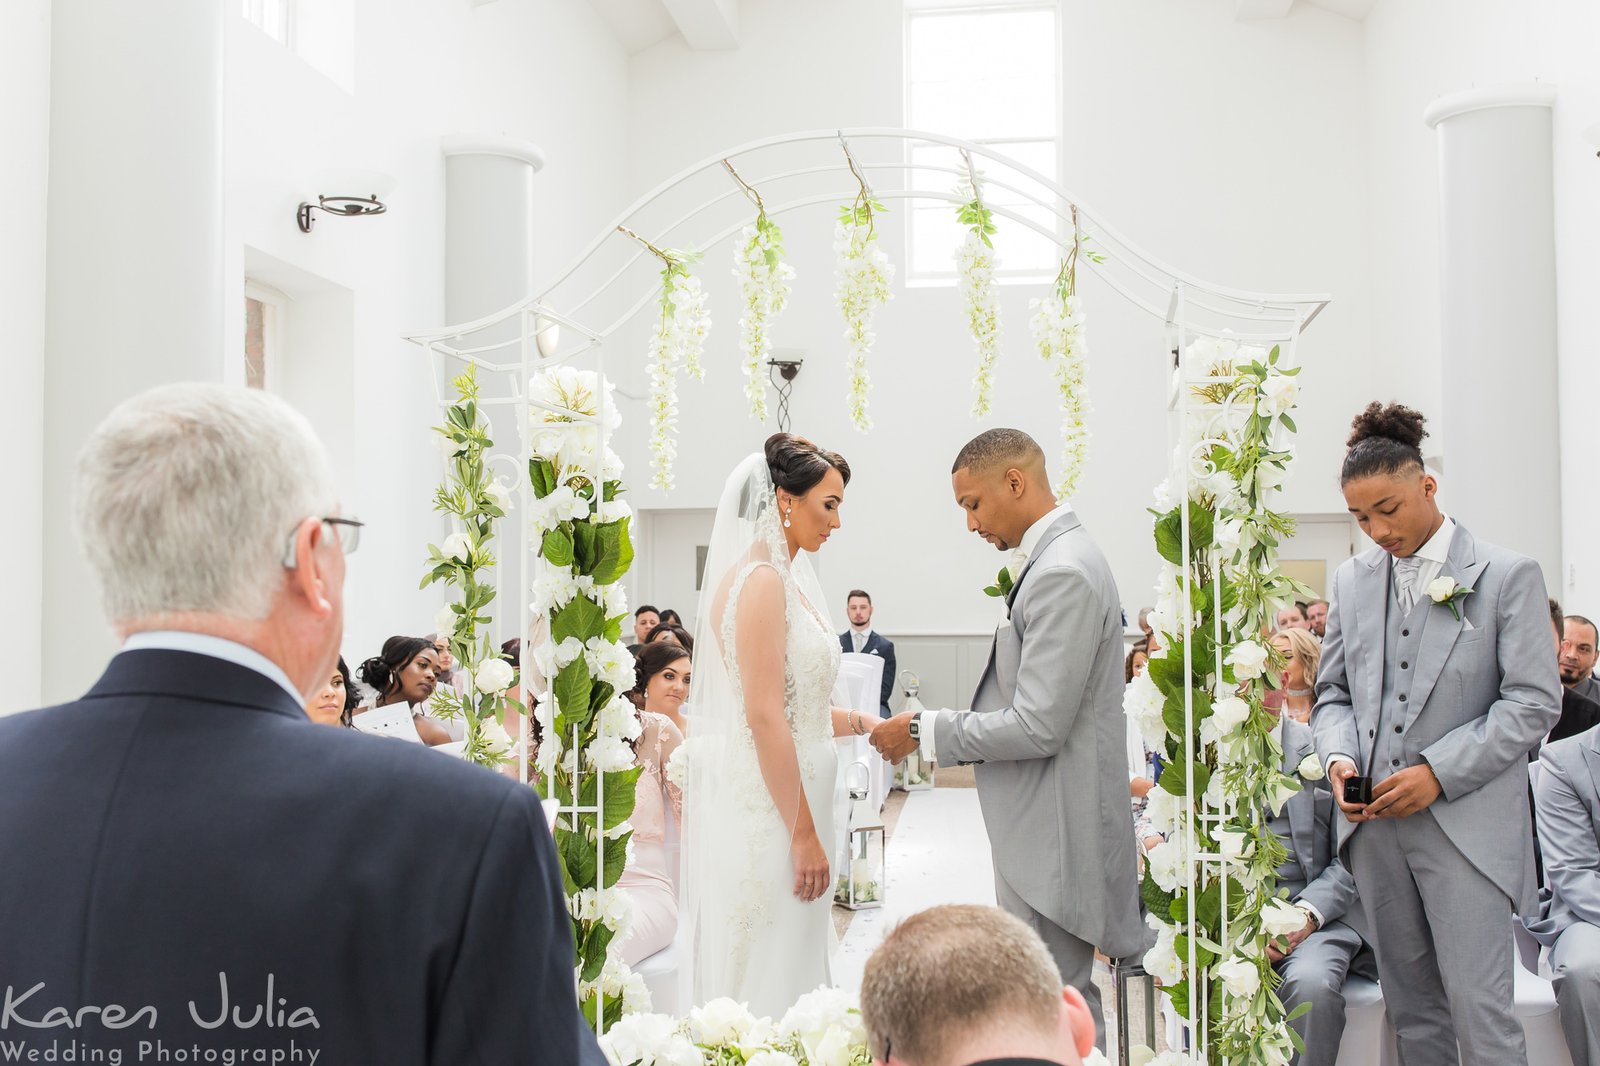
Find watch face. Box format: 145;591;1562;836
908;719;920;739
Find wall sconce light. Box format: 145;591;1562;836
535;316;561;359
297;194;388;233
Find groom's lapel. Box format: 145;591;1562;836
1005;511;1081;611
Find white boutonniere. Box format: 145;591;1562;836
1296;752;1324;781
1426;576;1475;622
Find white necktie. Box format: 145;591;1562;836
1008;548;1030;581
853;631;866;653
1395;555;1424;614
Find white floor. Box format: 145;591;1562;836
832;786;996;994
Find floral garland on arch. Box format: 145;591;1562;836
834;172;894;433
637;231;712;493
1027;227;1101;501
730;173;795;424
423;364;519;767
955;174;1002;419
524;366;650;1028
1123;337;1313;1065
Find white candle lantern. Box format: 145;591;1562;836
893;670;935;791
835;762;885;910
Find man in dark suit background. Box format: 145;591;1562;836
841;588;896;718
0;384;600;1064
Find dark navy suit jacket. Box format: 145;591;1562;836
839;630;896;717
0;649;602;1065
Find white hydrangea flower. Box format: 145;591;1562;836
1145;839;1189;894
1143;924;1184;984
586;639;638;694
568;887;600;922
586;734;637;773
1123;672;1168;751
601;697;644;744
553;636;587;669
1152;478;1175;510
597;1012;677;1066
599;886;634;935
1144;783;1179;834
602;581;629;618
665;739;693;790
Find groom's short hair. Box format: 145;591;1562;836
860;904;1063;1064
952;428;1046;477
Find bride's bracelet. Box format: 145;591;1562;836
851;712;864;736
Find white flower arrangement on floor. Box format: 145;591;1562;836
599;988;871;1066
422;364;520;768
524;366;645;1032
1131;339;1314;1065
834;175;894;432
955;174;1002;419
1028;229;1102;500
733;209;795;424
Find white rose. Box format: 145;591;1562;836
1427;576;1460;603
1210;694;1251;736
1215;955;1260;999
1262;897;1311;937
745;1054;801;1066
479;713;513;751
484;479;512;513
597;1013;677;1066
1145;840;1188;893
434;429;463;460
441;532;473;563
810;1026;856;1066
1215;828;1254;861
474;657;515;696
1266;777;1301;816
1297;752;1325;781
687;998;758;1046
1260;372;1298;415
1256;461;1288;493
434;604;457;638
1226;640;1269;681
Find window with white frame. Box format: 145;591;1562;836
241;0;292;46
905;2;1060;283
243;281;289;392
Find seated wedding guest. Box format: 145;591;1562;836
305;655;358;727
629;604;661;652
1272;627;1322;725
1124;641;1149;683
355;636;452;746
422;632;466;741
1307;599;1329;639
1527;699;1600;1066
1123;641;1157;844
645;621;696;657
860;904;1096;1066
840;589;896;718
1276;602;1311;632
616;642;689;965
1269;707;1377;1066
1562;613;1600;704
0;383;601;1064
658;608;684;628
1548;600;1600;745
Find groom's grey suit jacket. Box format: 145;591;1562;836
933;511;1145;958
1312;522;1560;910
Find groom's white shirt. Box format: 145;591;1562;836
917;503;1074;760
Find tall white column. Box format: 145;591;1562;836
1423;85;1560;584
0;0;52;713
441;135;545;324
42;0;226;702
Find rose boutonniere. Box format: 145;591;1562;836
1427;576;1475;621
983;565;1015;599
1296;752;1324;781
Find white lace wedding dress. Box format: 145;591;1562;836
679;453;843;1020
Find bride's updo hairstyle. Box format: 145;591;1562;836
1341;402;1428;486
765;433;851;497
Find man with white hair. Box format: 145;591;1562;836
0;385;601;1064
859;904;1097;1066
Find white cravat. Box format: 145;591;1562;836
1394;516;1454;614
1394;555;1425;614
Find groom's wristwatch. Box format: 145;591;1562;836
908;716;921;742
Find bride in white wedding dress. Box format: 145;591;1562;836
678;434;881;1019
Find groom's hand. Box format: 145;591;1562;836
871;712;919;762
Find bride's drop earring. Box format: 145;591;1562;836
784;507;792;528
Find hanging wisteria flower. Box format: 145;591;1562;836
733;213;794;422
1029;239;1097;499
955;173;1002;418
834;193;894;432
638;242;710;492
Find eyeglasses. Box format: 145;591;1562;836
282;516;364;568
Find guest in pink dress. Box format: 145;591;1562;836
617;642;689;965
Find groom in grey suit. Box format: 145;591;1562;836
1315;405;1560;1066
1526;727;1600;1065
871;428;1145;1050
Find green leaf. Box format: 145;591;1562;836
552;595;606;644
579;764;642;831
556;827;595;894
529;459;555;499
553;659;593;722
1157;756;1186;798
1196;880;1222;932
572;520;598;573
541;527;574;568
580;923;615;982
1153;507;1184;565
590;517;636;585
588;680;616;714
1146;645;1189;701
1280;413;1298;433
1141;870;1176;919
602;831;632;888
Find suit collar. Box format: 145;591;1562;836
1405;523;1489;722
1006;510;1082;610
86;648;310;722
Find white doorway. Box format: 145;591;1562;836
633;508;717;630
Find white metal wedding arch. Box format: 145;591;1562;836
403;127;1330;1046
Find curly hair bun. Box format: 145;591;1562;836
1347;402;1428;451
764;433;852;495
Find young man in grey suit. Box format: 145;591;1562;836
1314;403;1560;1066
1527;710;1600;1065
1271;713;1377;1066
871;428;1144;1050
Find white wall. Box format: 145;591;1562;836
0;0;51;713
1363;0;1600;608
614;0;1372;636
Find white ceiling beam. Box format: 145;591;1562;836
1234;0;1296;18
660;0;739;50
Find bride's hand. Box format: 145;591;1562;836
791;831;831;903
